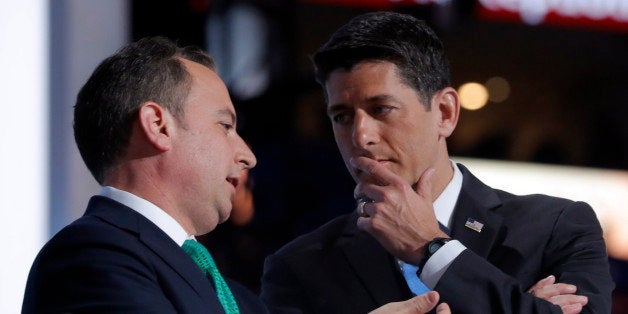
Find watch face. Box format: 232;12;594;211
428;241;441;255
427;238;450;256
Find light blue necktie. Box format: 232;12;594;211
402;262;431;295
402;221;450;295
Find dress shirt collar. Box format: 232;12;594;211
433;160;463;229
99;186;190;246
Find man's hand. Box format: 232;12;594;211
369;291;451;314
352;157;447;264
528;275;588;314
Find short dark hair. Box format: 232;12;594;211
74;37;215;185
312;11;450;108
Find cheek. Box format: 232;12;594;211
334;132;351;152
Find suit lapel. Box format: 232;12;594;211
340;213;411;305
85;196;222;309
138;227;218;303
450;164;504;258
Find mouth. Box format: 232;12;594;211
226;177;240;189
351;158;393;180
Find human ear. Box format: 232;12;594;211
433;87;460;138
138;102;174;151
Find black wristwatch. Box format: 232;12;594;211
425;237;451;260
417;237;451;274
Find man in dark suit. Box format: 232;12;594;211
260;12;614;314
22;37;264;313
22;36;451;314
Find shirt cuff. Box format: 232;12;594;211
420;240;466;289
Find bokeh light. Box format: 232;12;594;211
458;82;489;110
486;76;511;103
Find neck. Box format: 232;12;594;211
429;145;455;202
104;160;196;235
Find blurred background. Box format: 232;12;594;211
2;0;627;312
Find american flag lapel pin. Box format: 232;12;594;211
465;217;484;233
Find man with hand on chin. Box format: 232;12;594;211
261;11;613;313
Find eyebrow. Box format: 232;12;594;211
216;108;236;124
327;103;350;116
326;94;397;115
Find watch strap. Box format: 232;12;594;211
418;237;451;272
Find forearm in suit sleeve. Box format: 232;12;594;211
434;202;613;313
261;254;310;314
542;201;613;313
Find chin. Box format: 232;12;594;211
218;206;233;224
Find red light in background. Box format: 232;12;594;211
477;0;628;32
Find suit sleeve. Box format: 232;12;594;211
435;202;613;313
260;253;312;314
543;201;614;313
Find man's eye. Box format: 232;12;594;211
373;106;392;115
332;114;350;124
221;123;234;131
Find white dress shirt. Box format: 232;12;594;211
99;186;193;245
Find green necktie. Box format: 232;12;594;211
182;239;240;314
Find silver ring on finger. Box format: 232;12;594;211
357;199;371;217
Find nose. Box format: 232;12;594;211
236;136;257;169
352;111;379;149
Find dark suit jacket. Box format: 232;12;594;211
260;164;614;313
23;196;268;313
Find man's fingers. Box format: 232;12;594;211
528;275;556;293
415;167;435;200
436;302;451;314
549;295;588;307
366;291;441;314
409;291;440;312
350;157;402;186
353;181;386;203
561;303;584;314
527;275;587;313
533;283;578;299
